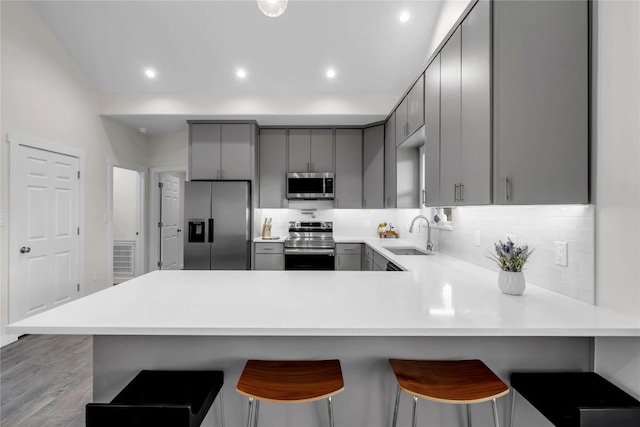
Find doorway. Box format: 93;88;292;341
149;166;187;271
8;133;85;324
109;165;145;285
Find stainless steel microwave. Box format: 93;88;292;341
286;172;334;200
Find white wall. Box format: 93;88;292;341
148;129;188;168
0;1;149;339
593;0;640;398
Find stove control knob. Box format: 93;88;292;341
295;221;301;228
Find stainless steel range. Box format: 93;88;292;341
284;221;335;270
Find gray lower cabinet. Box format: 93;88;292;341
288;129;334;173
372;251;389;271
189;122;252;180
336;243;362;271
259;129;288;208
335;129;363;208
384;114;397;208
424;53;441;207
363;125;385;209
254;242;284;270
493;0;589;204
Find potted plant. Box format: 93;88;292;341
488;239;534;295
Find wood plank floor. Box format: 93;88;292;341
1;335;92;427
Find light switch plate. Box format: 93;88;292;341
474;230;481;247
555;241;568;266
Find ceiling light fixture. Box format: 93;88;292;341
326;68;336;79
399;11;410;23
138;128;147;134
236;68;247;79
144;68;157;79
257;0;287;18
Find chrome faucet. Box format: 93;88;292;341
409;215;434;252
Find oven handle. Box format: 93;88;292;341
284;248;335;256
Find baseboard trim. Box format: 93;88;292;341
1;334;20;348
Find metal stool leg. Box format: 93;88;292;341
328;396;335;427
246;398;254;427
467;404;472;427
510;390;516;427
411;395;418;427
219;389;225;427
253;400;260;427
392;385;401;427
491;398;500;427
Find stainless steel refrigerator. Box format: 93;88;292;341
184;181;251;270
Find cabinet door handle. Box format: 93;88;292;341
263;248;273;251
307;162;310;172
344;248;355;251
459;183;464;202
216;169;220;179
422;190;426;206
454;184;459;202
504;176;510;201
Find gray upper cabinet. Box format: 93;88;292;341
438;0;491;206
363;125;385;209
460;0;491;205
395;76;425;146
395;97;408;146
221;124;252;180
335;129;363;208
190;123;221;180
288;129;334;173
189;123;252;180
407;76;425;137
259;129;288;208
493;0;589;204
439;26;462;207
424;53;441;207
384;113;397;208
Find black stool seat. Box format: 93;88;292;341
86;370;224;427
511;372;640;427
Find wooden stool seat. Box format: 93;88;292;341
237;359;344;403
389;359;509;404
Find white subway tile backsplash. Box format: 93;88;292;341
257;204;595;304
438;205;595;304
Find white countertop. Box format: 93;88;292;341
8;238;640;337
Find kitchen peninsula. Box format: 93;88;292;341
8;239;639;427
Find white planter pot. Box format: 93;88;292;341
498;270;526;295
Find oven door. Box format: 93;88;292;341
284;248;335;270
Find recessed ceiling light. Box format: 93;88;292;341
326;68;336;79
138;128;147;134
144;68;157;79
236;68;247;79
399;11;410;23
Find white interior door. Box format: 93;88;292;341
10;145;80;322
160;174;181;270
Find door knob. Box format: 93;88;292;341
20;247;31;254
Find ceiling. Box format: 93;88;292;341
30;0;447;134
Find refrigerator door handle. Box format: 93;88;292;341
208;218;214;243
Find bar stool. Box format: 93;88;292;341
236;359;344;427
389;359;509;427
86;370;224;427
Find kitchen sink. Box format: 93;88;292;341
382;247;434;256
